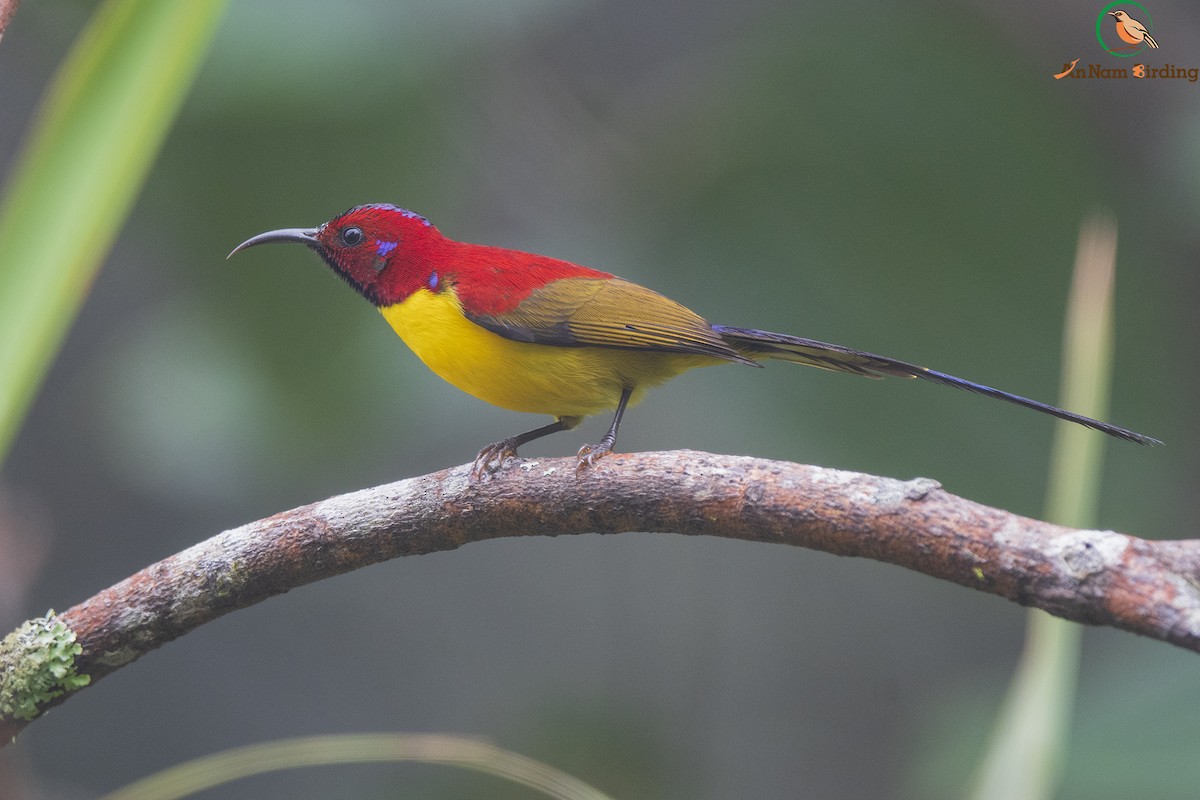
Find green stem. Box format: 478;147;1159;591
969;213;1118;800
101;734;615;800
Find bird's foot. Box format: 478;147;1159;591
471;439;519;482
575;439;616;476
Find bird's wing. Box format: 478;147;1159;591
1112;18;1141;44
464;277;755;364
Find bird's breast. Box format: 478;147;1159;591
1115;24;1141;44
379;288;715;417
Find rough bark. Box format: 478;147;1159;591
2;451;1193;743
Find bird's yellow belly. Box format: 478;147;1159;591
380;289;717;418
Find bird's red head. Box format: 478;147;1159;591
229;203;446;306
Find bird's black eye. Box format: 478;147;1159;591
339;226;364;247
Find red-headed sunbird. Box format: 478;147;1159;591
230;204;1161;477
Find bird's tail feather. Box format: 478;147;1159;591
712;324;1162;446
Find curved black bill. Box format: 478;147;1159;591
227;227;320;259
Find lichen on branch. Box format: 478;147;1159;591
0;611;90;723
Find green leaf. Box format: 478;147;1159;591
968;214;1119;800
0;0;227;465
101;734;615;800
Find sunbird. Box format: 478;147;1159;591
231;203;1161;477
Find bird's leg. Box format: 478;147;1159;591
576;386;633;474
472;415;583;481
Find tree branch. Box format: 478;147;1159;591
2;450;1194;742
0;0;18;45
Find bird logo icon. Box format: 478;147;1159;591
1057;4;1193;81
1109;9;1159;49
1096;3;1159;56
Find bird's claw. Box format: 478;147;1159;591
575;441;614;476
472;435;618;480
470;441;518;482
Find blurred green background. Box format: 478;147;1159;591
1;0;1196;797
